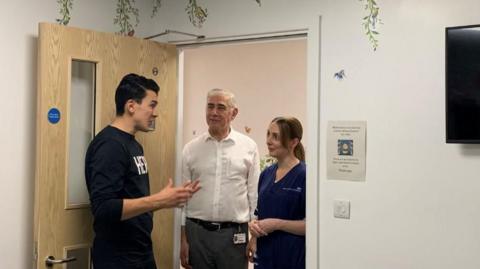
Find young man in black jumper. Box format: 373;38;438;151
85;73;199;269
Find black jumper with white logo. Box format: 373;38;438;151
85;125;155;268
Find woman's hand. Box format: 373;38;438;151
249;220;267;237
249;218;279;237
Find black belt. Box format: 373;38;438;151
187;217;243;231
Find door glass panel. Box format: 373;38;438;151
67;60;95;208
65;245;91;269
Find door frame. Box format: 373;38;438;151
172;16;321;269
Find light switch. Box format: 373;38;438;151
333;200;350;219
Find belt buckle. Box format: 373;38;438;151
210;222;221;231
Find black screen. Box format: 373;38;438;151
446;25;480;143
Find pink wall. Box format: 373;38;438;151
182;38;307;157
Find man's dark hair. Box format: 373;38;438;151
115;73;160;116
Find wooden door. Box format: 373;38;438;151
33;22;177;268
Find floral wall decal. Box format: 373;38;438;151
56;0;73;25
360;0;382;51
114;0;140;35
55;0;261;33
151;0;162;18
185;0;260;28
186;0;208;28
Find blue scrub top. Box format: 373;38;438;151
255;162;306;269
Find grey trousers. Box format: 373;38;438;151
185;219;248;269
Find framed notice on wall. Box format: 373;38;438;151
327;121;367;181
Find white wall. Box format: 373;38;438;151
0;1;156;268
7;1;480;268
319;1;480;268
151;0;480;268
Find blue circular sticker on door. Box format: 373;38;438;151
48;108;61;124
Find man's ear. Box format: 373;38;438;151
231;107;239;119
125;99;137;114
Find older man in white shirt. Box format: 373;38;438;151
180;88;260;269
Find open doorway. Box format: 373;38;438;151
176;37;307;269
181;38;307;163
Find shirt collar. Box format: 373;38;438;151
205;128;237;143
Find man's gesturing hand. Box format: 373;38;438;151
150;178;200;209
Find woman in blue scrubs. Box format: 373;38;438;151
247;117;306;269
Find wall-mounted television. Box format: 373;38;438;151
446;24;480;143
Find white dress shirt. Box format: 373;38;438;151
181;129;260;225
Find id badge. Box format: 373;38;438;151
233;232;246;244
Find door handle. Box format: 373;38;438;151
45;255;76;267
